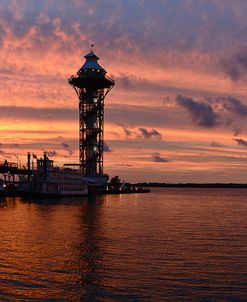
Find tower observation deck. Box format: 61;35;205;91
68;47;114;176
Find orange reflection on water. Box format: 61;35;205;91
1;189;247;300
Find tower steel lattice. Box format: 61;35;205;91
68;48;114;176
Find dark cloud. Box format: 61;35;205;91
235;139;247;147
0;0;246;93
1;99;238;133
123;127;133;138
223;49;247;81
113;73;213;96
67;149;73;156
61;142;73;155
233;127;242;137
219;96;247;116
46;150;58;157
211;141;224;148
8;143;20;148
114;73;149;91
103;141;112;152
3;0;246;56
0;0;246;97
152;152;168;163
118;124;136;138
138;128;162;140
109;131;120;138
79;98;247;133
61;143;69;148
0;106;77;121
116;163;133;167
175;95;218;127
118;124;162;140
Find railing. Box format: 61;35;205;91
0;161;18;168
105;75;115;84
69;73;115;84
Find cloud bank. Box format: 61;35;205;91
175;95;218;128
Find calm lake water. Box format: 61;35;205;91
0;188;247;301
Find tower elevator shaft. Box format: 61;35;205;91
79;89;104;175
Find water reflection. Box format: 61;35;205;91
0;189;247;301
22;195;106;301
73;195;104;301
0;195;106;300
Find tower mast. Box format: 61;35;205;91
68;47;114;176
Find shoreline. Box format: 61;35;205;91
135;183;247;188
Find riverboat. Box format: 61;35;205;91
22;154;88;197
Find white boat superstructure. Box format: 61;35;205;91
30;154;88;196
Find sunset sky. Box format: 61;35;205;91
0;0;247;182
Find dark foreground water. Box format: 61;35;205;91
0;188;247;301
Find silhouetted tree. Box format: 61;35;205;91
109;175;121;189
103;173;110;181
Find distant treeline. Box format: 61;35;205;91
133;183;247;188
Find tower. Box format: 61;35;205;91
68;47;114;176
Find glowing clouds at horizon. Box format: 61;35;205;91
0;0;247;181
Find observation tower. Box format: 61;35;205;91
68;46;114;177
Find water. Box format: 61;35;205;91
0;188;247;301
